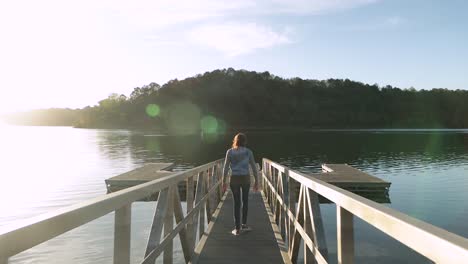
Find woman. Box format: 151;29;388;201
222;133;259;235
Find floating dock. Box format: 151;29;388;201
105;163;390;203
105;163;176;200
314;164;391;203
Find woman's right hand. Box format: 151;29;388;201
222;183;227;193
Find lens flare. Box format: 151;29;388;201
166;102;201;135
200;116;218;134
145;104;160;117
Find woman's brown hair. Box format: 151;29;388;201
232;133;247;149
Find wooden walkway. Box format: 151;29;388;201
195;190;288;264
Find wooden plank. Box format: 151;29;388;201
114;204;132;264
337;206;354;264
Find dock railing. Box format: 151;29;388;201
0;159;225;264
262;158;468;264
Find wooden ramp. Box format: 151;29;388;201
195;190;288;264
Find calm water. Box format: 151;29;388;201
1;124;468;263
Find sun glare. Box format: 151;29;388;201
0;126;99;225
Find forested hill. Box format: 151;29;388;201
4;68;468;131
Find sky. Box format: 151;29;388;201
0;0;467;113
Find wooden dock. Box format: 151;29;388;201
105;162;391;203
313;164;391;203
105;163;176;200
105;163;175;191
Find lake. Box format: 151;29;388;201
1;124;467;263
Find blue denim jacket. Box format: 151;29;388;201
223;147;258;183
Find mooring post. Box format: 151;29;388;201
114;204;132;264
337;206;354;264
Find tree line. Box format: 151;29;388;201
3;68;468;130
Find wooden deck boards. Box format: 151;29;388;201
196;190;286;264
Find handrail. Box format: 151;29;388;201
262;158;468;264
0;159;225;264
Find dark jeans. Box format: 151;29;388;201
230;183;250;230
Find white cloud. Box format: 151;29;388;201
100;0;256;29
102;0;379;28
188;23;291;56
103;0;379;56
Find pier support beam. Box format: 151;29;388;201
337;206;354;264
114;204;132;264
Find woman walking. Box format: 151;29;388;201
222;133;259;235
